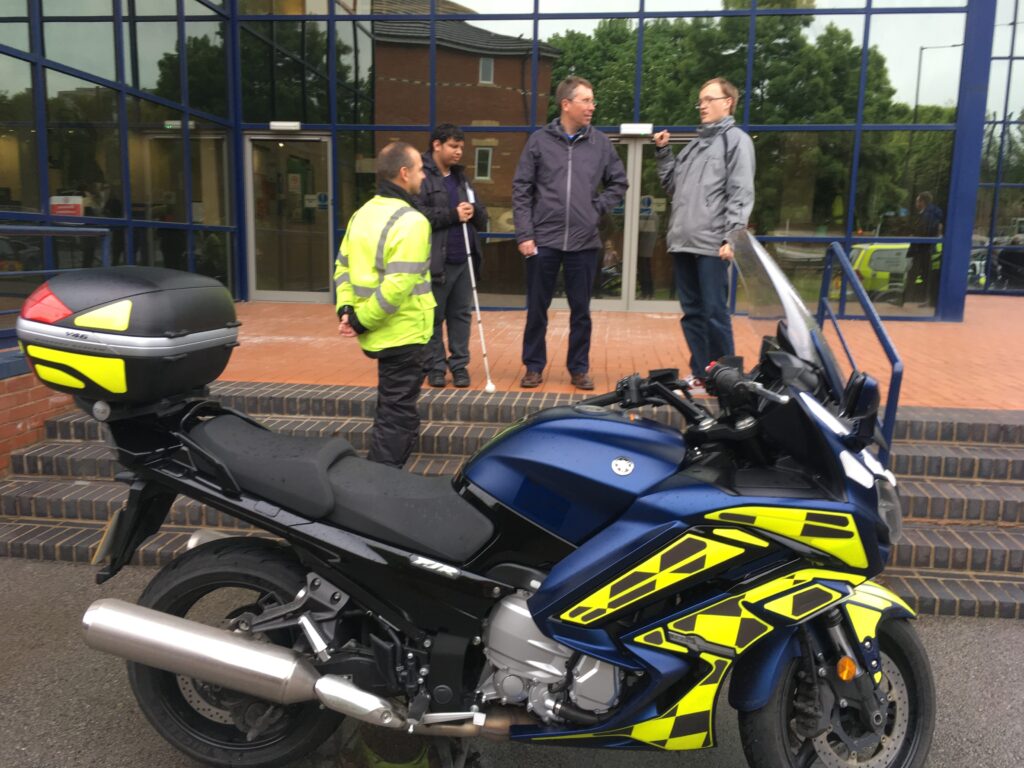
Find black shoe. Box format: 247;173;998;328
428;371;446;388
452;369;471;388
520;370;543;388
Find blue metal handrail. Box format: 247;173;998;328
0;225;112;342
817;242;904;467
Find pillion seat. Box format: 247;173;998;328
188;415;494;564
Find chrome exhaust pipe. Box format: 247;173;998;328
82;598;404;727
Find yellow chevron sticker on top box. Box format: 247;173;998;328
560;534;747;626
26;345;127;394
73;299;133;331
705;506;868;569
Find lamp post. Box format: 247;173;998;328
906;42;964;194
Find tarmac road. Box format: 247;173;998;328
1;558;1021;768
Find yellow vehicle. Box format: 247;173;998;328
830;242;943;302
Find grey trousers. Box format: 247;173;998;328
427;261;473;375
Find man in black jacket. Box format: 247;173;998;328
415;124;489;389
512;76;628;390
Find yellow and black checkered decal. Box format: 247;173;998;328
843;580;915;684
560;533;746;626
25;345;127;394
536;652;731;751
705;506;868;569
636;568;863;659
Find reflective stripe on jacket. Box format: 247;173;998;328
334;195;435;353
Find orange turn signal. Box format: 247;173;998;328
836;655;858;682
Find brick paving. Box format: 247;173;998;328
220;294;1024;409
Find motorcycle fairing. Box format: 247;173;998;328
841;581;915;685
559;531;750;626
704;506;868;569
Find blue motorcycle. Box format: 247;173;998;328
17;231;934;768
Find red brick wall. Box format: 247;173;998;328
0;373;72;477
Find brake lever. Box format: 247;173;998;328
738;380;791;405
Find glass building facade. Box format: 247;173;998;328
0;0;1016;334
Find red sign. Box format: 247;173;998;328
49;195;84;216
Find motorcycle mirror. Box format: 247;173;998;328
647;368;679;384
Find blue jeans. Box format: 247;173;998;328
672;251;734;378
522;247;599;374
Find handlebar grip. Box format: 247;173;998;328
578;391;621;407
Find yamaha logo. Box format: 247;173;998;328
409;555;460;579
611;457;635;476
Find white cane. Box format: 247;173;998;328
461;186;496;394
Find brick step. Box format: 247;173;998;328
889;442;1024;481
44;412;502;458
898;479;1022;525
0;515;265;567
877;568;1024;620
9;441;463;482
892;407;1024;447
208;382;579;425
0;478;254;529
891;523;1024;575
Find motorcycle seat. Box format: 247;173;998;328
189;415;494;563
189;414;354;519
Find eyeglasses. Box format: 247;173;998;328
573;98;598;107
695;95;731;109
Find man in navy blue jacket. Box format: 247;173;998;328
415;124;488;389
512;76;628;390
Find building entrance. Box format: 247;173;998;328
245;135;333;302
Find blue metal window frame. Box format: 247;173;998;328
0;0;1001;317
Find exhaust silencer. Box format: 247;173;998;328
82;598;404;727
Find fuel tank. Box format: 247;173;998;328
462;405;687;544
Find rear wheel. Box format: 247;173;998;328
738;619;935;768
126;538;343;768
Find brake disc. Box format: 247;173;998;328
810;653;910;768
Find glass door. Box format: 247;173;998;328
245;135;332;301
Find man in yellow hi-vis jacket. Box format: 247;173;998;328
335;142;435;467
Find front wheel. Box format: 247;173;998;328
126;538;344;768
738;619;935;768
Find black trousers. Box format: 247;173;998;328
367;344;427;468
522;246;599;375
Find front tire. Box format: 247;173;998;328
738;619;935;768
126;538;343;768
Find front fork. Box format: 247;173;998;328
796;595;903;754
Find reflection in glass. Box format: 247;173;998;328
335;22;373;124
44;0;113;15
251;138;332;293
995;188;1024;240
1008;61;1024;121
998;123;1024;184
634;143;675;302
129;21;179;99
0;24;29;52
46;70;123;217
127;98;185;224
437;0;533;12
475;237;525;306
640;17;746;125
127;0;178;14
540;0;638;10
239;0;328;12
750;15;863;124
0;230;46;328
133;227;190;270
335;130;375;225
195;230;232;289
592;143;627;301
540;18;635;126
760;241;829;309
0;56;39;212
241;21;330;123
753;132;854;237
45;22;117;80
854;131;953;238
371;21;434;125
433;20;541;128
191;120;231;226
865;14;964;125
987;60;1009;120
644;0;746;10
186;21;229;116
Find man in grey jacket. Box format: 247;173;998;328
512;76;628;390
654;77;755;390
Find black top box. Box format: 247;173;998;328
17;266;239;406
